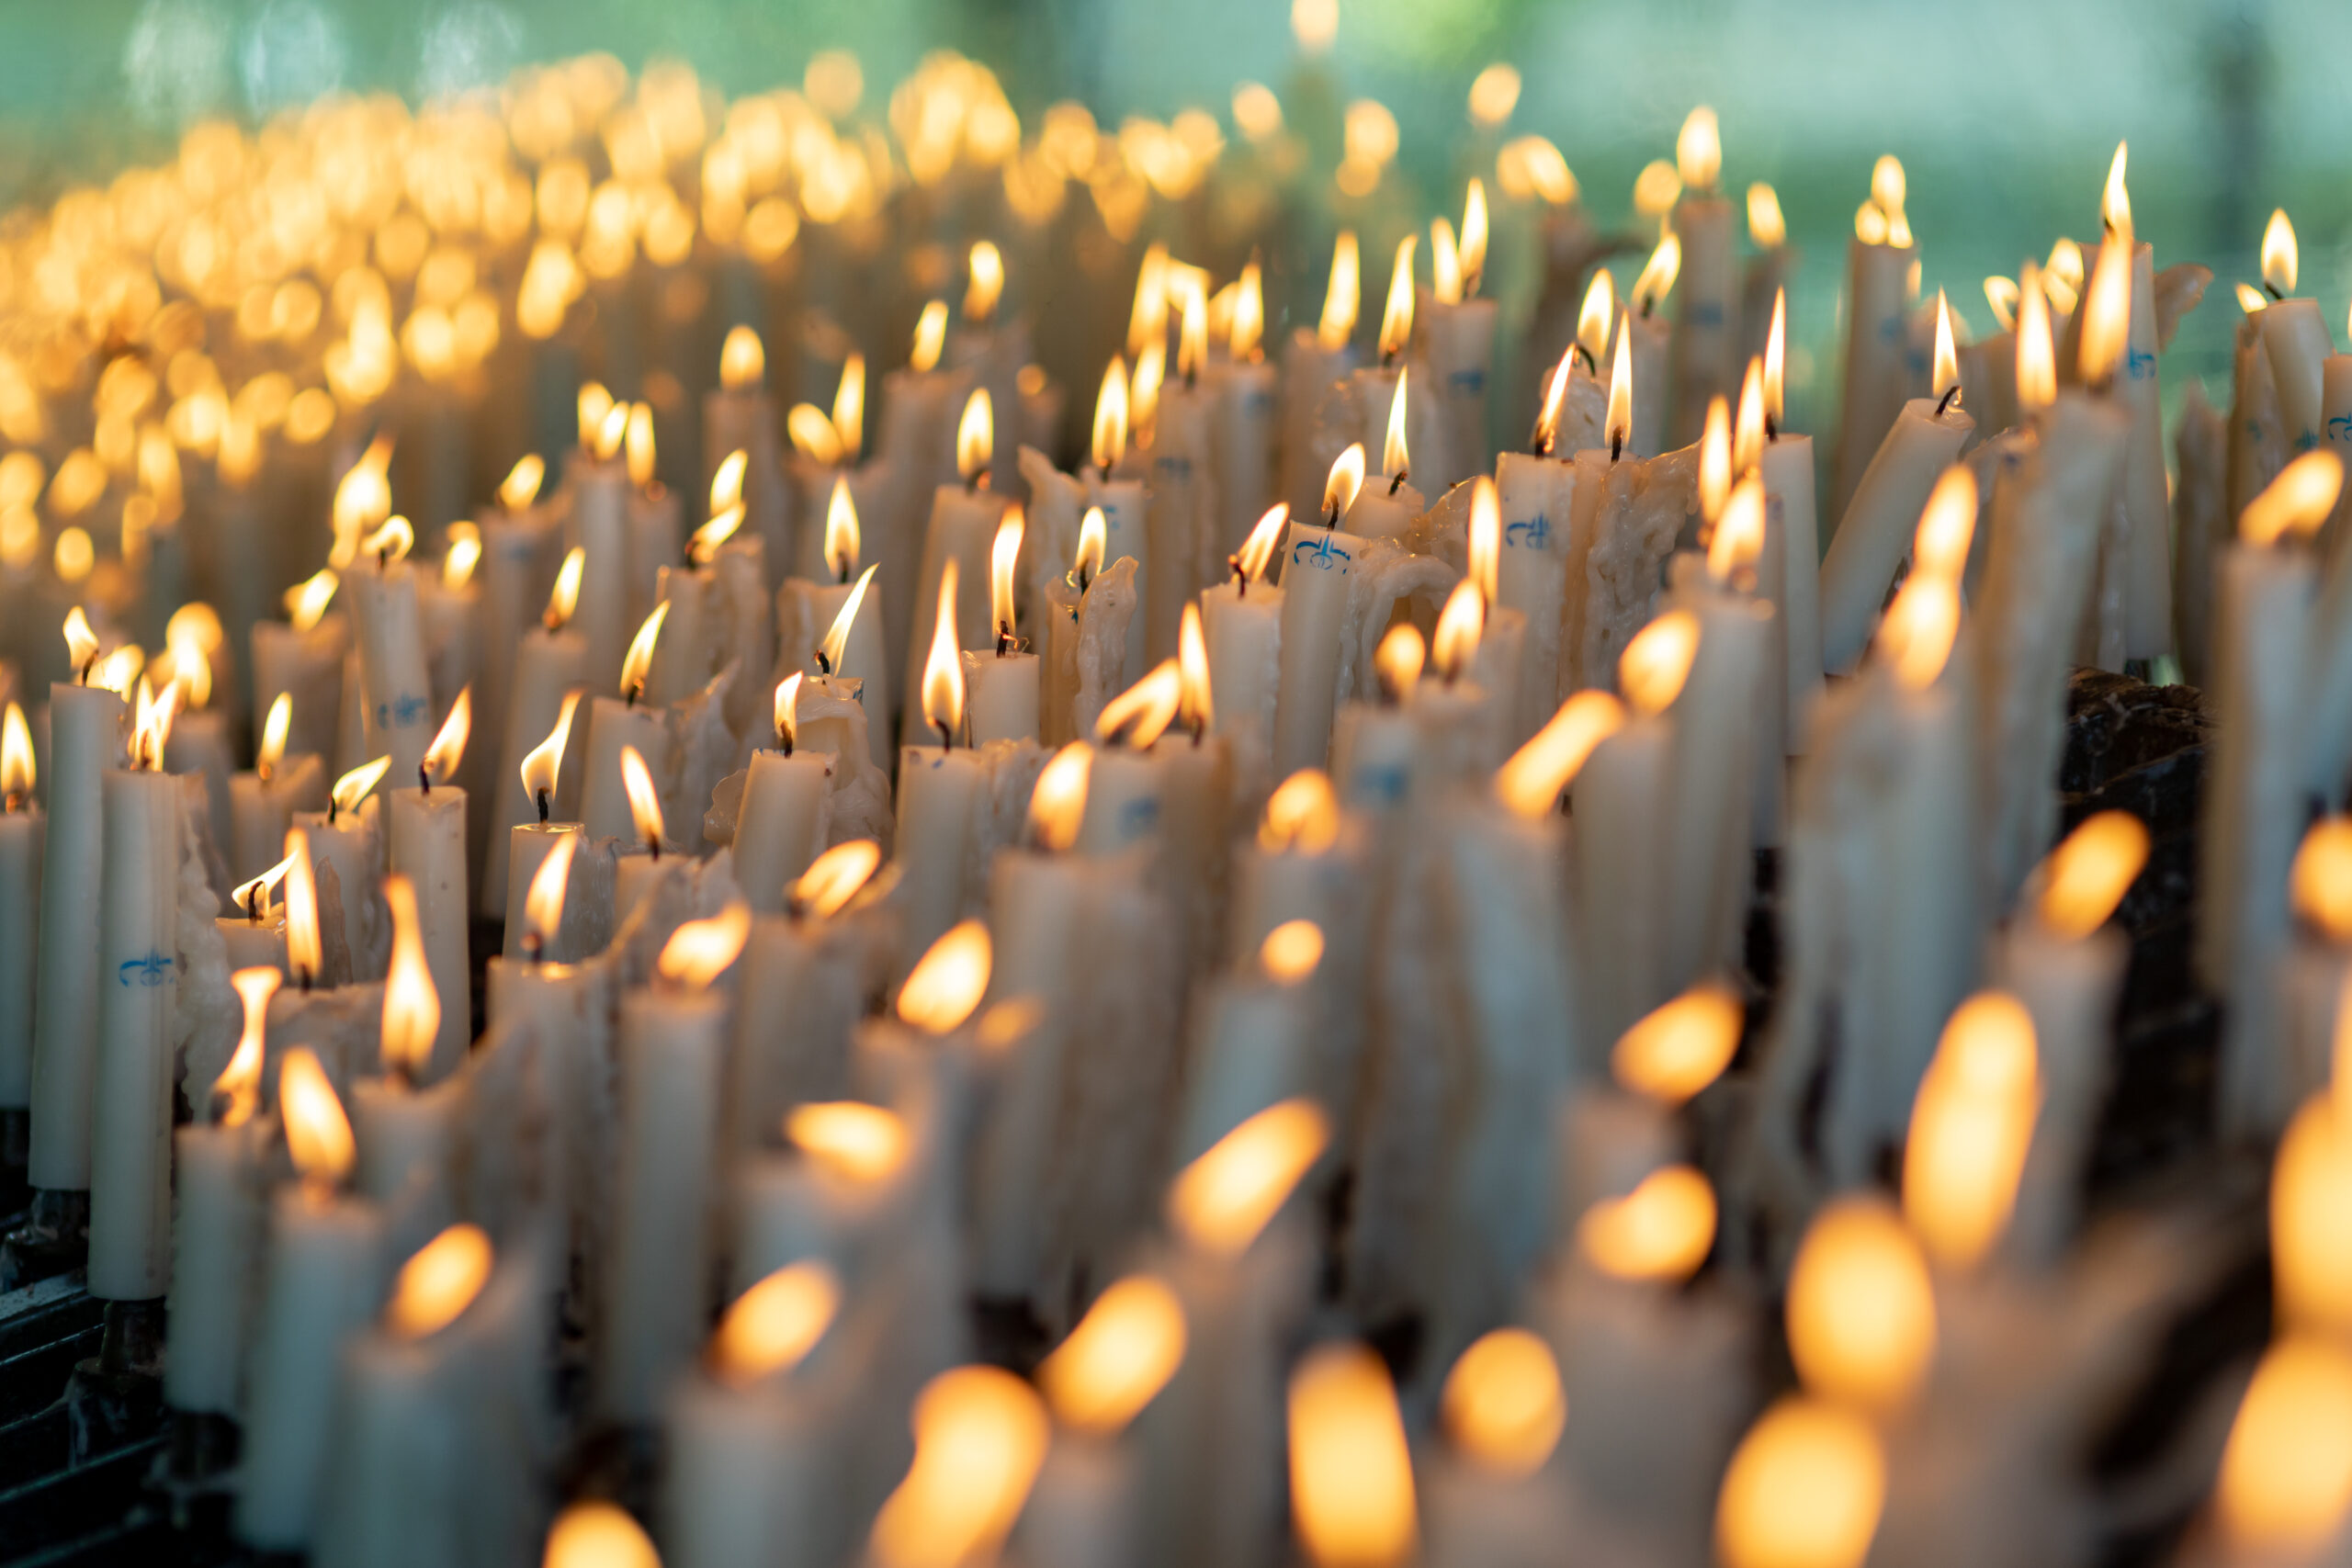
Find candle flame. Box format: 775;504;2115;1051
522;831;577;950
1381;368;1410;478
709;450;748;521
1261;770;1340;854
1128;244;1169;361
1464;479;1501;604
2271;1095;2352;1337
1178;603;1214;734
1911;463;1978;585
2101;141;2132;245
820;565;878;676
2037;809;2150;940
899;919;991;1032
2078;240;2132;386
1854;201;1888;247
359;515;415;568
1131;342;1166;446
257;694;293;781
622;602;669;699
1716;1399;1885;1568
770;672;804;752
1763;288;1787;425
1233;260;1265;360
1027;742;1093;852
1634;159;1682;218
94;646;145;702
1709;474;1767;583
922;559;967;741
1699;395;1733;525
833;355;866;461
787;403;845;467
1431;218;1462;307
868;1366;1049;1568
385;1224;492;1340
1903;990;2040;1270
421;688;470;784
1577;271;1617;368
1786;1196;1936;1415
790;839;882;920
2016;259;2057;414
1091;357;1130;471
577;384;614;451
1495;691;1625;819
62;607;99;674
331;756;390;819
1633;232;1682;316
1984;276;2019;333
2237;282;2269;316
626;403;656;488
1612;981;1743;1106
543;1502;661;1568
711;1260;841;1388
1460;177;1489;293
1442;1328;1565;1479
1430;580;1485;681
500;456;545;513
956;389;993;482
989;507;1024;642
280;1046;355;1186
380;875;440;1078
521;691;582;808
1925;292;1959;404
1318;231;1361;353
1747;182;1786;249
2046;237;2086;305
540;547;583;632
1606;322;1634;457
656;899;751;990
1260;919;1324;983
230;851;295;924
2216;1336;2352;1553
1579;1164;1716;1281
1289;1344;1419;1568
911;301;948;374
1467;64;1521;129
1620;611;1698;716
2264;209;2299;297
215;967;278;1127
1170;1098;1329;1258
720;324;765;391
1095;659;1183;749
807;479;859;584
1677;106;1722;189
1374;625;1425;703
1038;1273;1188;1437
1378;236;1416;360
130;676;180;770
2243;451;2343;547
0;703;28;801
284;827;322;979
443;523;481;591
1871;152;1906;215
1323;445;1366;521
1238;504;1287;583
618;744;664;851
1535;347;1575;455
965;240;1004;322
1874;576;1961;691
1178;283;1208;382
331;440;394;565
287;569;339;633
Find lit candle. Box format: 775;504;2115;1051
1199;506;1288;799
1286;1341;1418;1568
483;551;586;916
1754;299;1826;747
902;389;1009;746
293;755;392;986
158;604;234;891
0;705;40;1126
729;841;884;1157
1422;1330;1572;1568
1281;232;1361;526
349;876;459;1220
612;742;678;924
602;901;750;1422
732;674;834;912
2209;1335;2352;1566
232;692;328;887
476;450;563;807
1146;286;1216;663
569;415;636;694
964;507;1040;744
580;603;674;848
779;480;892;771
1018;1274;1188;1568
1344;372;1427;542
251;568;348;767
897;567;987;965
1272;450;1372;776
2086;148;2176;660
1042;508;1142;745
878;303;971;709
503;695;586;960
705;324;791;570
1831;154;1919;518
1211;260;1278;560
624;402;684;634
345;514;438;786
1668;108;1736;448
386;692;470;1080
866;1366;1049;1568
2257;209;2333;457
1174;922;1322;1165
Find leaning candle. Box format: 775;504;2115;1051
2257;209;2332;457
28;612;126;1202
1832;156;1919;518
1817;297;1975;672
88;697;185;1306
386;693;470;1081
482;552;586;918
902;390;1008;746
2201;452;2339;1140
236;1049;385;1552
1272;451;1372;777
0;705;40;1120
964;507;1039;744
602;902;749;1423
898;569;987;965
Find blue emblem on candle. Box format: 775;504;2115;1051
119;952;174;987
1120;797;1160;837
2328;414;2352;442
1448;369;1486;394
1505;515;1551;549
2127;346;2156;380
2298;433;2320;453
1154;455;1193;479
1692;302;1725;329
1353;765;1408;804
1291;535;1352;570
377;693;431;728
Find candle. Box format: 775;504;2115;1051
2256;209;2332;457
1281;231;1360;525
294;756;391;986
732;676;834;913
898;572;986;967
1832;156;1919;518
1272;453;1371;777
902;390;1008;746
729;842;883;1156
2089;154;2176;660
252;570;348;766
611;742;681;924
28;623;126;1201
386;692;470;1080
868;1365;1050;1568
1018;1274;1188;1568
603;903;750;1426
706;325;791;571
1211;262;1278;560
580;604;673;848
237;1048;385;1551
1146;289;1216;662
2202;453;2338;1140
964;507;1040;744
484;555;586;916
1173;924;1321;1165
87;702;184;1306
349;876;459;1221
1422;1330;1571;1568
1200;506;1287;800
0;706;40;1122
1817;297;1975;673
2174;381;2230;688
345;518;438;786
878;304;971;708
502;694;585;958
1042;514;1141;746
163;967;275;1422
568;437;635;694
627;408;686;635
232;692;328;886
1286;1342;1418;1568
1668;110;1736;448
779;482;892;772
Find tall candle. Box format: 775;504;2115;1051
1272;502;1369;778
733;691;833;914
1818;392;1974;673
0;711;40;1120
386;730;470;1081
346;539;438;787
901;445;1009;747
1668;116;1736;448
1832;191;1918;519
28;673;125;1194
1280;234;1362;526
251;601;349;768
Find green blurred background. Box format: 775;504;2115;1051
1;0;2339;420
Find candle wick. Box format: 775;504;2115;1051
1765;415;1779;441
418;765;429;795
839;562;850;587
297;964;313;995
523;932;543;964
997;622;1012;658
627;685;639;709
778;728;792;756
327;799;338;826
1193;717;1205;747
937;720;953;751
648;837;660;862
1641;297;1656;321
1229;557;1245;594
1935;385;1962;418
1574;344;1595;373
2267;282;2285;301
247;887;262;924
79;656;94;685
1611;432;1624;463
536;787;549;825
1388;468;1408;496
814;649;832;675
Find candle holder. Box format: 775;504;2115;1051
0;1187;89;1291
63;1299;166;1463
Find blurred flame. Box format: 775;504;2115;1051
2243;451;2343;547
1261;919;1325;983
1374;625;1425;701
627;404;657;488
1037;1273;1188;1437
834;355;866;461
1912;463;1978;584
622;603;669;699
284;827;322;980
1716;1399;1885;1568
790;840;882;919
1318;231;1361;353
1606;324;1634;457
1874;576;1961;691
287;569;338;634
911;301;948;374
1261;769;1340;853
542;1502;661;1568
1747;183;1786;248
1632;232;1682;315
618;744;664;850
1461;178;1490;293
1786;1197;1936;1415
1027;742;1092;852
1442;1329;1565;1478
956;389;993;482
1709;475;1767;582
548;547;585;631
657;900;751;989
1699;395;1733;525
1430;580;1485;680
1903;991;2041;1270
868;1366;1049;1568
990;508;1023;639
0;704;30;802
63;606;99;674
1235;260;1266;360
1468;477;1500;602
965;241;1004;321
332;756;390;819
1170;1099;1329;1258
1578;1165;1716;1281
280;1046;354;1186
1765;289;1787;425
215;967;278;1128
1984;276;2020;333
360;516;415;568
2264;209;2299;297
2038;810;2150;940
1092;357;1130;471
380;875;440;1078
385;1224;492;1340
1238;504;1287;582
1097;660;1183;748
1676;107;1722;189
500;456;545;512
2216;1336;2352;1554
788;404;844;467
1431;218;1462;307
577;385;613;451
1535;347;1574;456
1620;611;1699;716
1381;369;1410;478
1324;445;1366;520
1378;236;1416;361
2272;1096;2352;1337
2078;241;2132;386
720;325;766;391
1289;1344;1418;1568
899;919;991;1032
1613;981;1743;1106
443;524;481;591
1496;691;1625;819
2101;141;2132;245
1577;272;1616;368
2016;259;2057;413
522;831;578;951
1180;604;1213;734
710;1260;841;1388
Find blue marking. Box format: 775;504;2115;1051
1291;535;1353;570
2329;414;2352;442
2126;345;2156;380
118;952;174;988
2298;432;2321;453
375;694;430;728
1352;765;1409;805
1119;796;1160;837
1506;514;1552;548
1447;370;1487;393
1690;302;1725;329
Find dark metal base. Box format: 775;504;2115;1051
1;1188;89;1292
65;1300;165;1464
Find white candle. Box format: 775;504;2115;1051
1211;353;1277;558
903;487;1008;744
0;727;40;1115
579;695;668;847
733;745;832;913
503;822;582;961
570;455;634;693
252;611;349;767
1272;512;1369;778
2260;296;2333;457
87;762;182;1302
1818;396;1974;672
896;744;985;968
482;608;586;917
346;549;438;786
387;781;469;1081
293;788;386;986
28;676;125;1193
1043;553;1140;747
1668;132;1736;447
706;330;791;569
232;752;327;886
1657;582;1770;995
1832;224;1918;519
165;966;276;1416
